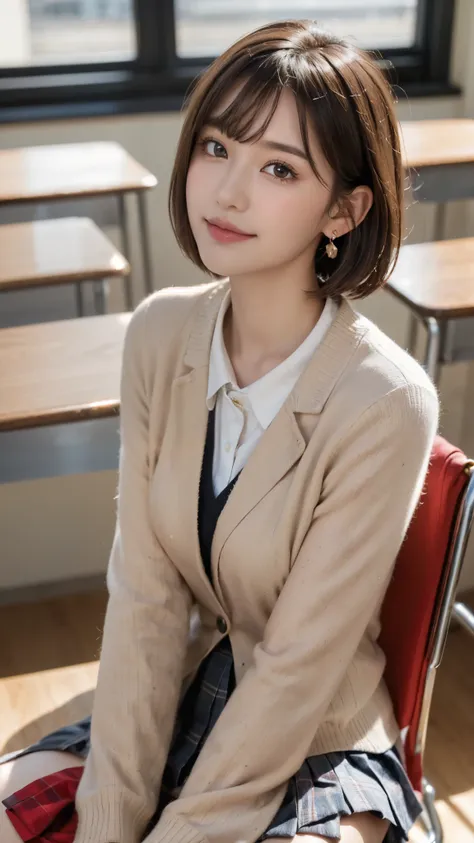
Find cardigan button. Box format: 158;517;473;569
216;616;228;634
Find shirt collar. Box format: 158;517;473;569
206;291;339;428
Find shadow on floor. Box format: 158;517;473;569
1;689;94;755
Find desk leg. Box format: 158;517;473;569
75;283;85;317
434;202;448;241
117;193;134;311
424;317;442;384
407;313;418;355
441;319;457;363
92;279;108;315
137;190;154;297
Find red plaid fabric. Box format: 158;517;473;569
2;766;83;842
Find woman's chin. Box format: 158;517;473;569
197;250;247;279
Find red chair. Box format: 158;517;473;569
380;435;474;843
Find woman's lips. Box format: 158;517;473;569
205;220;256;244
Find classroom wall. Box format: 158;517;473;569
1;0;474;597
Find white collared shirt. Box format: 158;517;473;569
206;291;339;496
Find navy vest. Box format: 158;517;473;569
197;407;241;586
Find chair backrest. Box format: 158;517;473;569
379;435;472;792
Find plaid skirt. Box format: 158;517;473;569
1;637;421;842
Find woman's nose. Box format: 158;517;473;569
215;166;250;212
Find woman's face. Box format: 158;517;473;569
186;86;336;280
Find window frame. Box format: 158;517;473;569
0;0;459;124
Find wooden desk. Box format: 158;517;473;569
0;313;130;483
398;119;474;364
0;218;129;315
0;143;157;309
388;238;474;319
401;119;474;237
387;237;474;381
401;119;474;170
0;312;129;431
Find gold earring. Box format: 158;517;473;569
325;230;338;259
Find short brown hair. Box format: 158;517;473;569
169;19;404;300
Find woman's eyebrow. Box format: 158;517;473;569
203;118;308;160
260;139;308;160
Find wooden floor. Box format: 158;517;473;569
0;589;473;842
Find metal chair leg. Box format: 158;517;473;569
418;806;437;843
452;601;474;635
423;317;442;384
423;777;443;843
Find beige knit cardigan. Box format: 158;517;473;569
74;280;439;843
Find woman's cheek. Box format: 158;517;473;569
185;160;199;198
186;164;205;226
267;189;309;232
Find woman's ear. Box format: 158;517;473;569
323;186;374;239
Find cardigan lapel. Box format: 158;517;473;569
209;298;367;577
174;284;368;607
211;405;306;576
164;365;220;610
156;282;229;611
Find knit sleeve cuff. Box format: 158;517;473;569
144;812;208;843
74;786;151;843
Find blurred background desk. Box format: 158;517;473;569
401;119;474;237
400;119;474;366
0;313;130;483
0;143;157;310
0;217;130;317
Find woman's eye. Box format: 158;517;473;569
198;138;295;180
202;139;227;158
263;162;296;181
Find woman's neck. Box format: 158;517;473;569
223;273;324;389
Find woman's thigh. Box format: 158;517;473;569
0;750;84;843
265;811;390;843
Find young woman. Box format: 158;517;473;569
0;19;439;843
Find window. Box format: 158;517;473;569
0;0;458;123
0;1;137;68
175;0;419;59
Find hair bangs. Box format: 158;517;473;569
282;49;347;191
198;66;282;145
294;94;330;191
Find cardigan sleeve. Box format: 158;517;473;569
74;298;193;843
146;382;439;843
